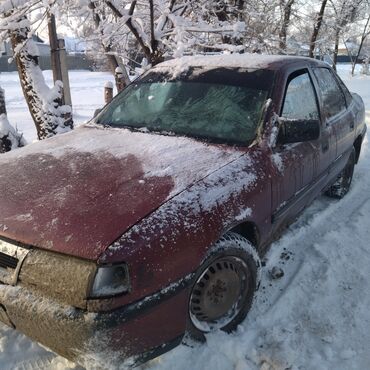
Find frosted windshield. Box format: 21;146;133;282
97;68;273;145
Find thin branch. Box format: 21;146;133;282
104;0;152;60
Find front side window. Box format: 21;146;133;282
282;71;319;121
313;68;346;119
96;68;274;145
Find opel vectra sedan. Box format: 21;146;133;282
0;55;366;368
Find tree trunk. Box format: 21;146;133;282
10;18;73;140
309;0;328;58
48;14;74;129
352;36;365;75
351;14;370;76
279;0;295;53
0;86;6;115
332;29;340;71
0;86;25;153
214;1;245;46
105;49;130;87
104;0;163;65
215;3;232;44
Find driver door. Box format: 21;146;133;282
271;69;321;226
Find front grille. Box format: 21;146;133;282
0;252;18;270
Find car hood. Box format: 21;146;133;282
0;125;243;260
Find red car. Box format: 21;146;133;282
0;55;366;368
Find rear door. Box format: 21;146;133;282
312;67;355;177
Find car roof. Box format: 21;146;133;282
157;54;328;71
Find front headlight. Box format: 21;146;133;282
90;264;130;298
19;248;97;309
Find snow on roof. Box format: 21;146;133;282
32;34;46;44
157;54;317;72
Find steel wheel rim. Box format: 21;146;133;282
189;256;250;332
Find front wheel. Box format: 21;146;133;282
187;233;260;340
326;148;356;199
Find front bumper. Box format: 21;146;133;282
0;279;190;368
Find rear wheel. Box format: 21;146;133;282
187;233;260;340
326;148;356;199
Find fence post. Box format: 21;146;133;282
104;82;114;104
0;87;11;153
58;39;72;107
115;67;126;92
48;13;63;84
48;13;73;129
0;87;6;115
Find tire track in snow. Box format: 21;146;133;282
12;355;54;370
251;133;370;317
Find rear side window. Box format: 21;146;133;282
282;71;319;120
335;74;353;105
313;68;346;119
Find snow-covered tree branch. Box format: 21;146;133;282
0;0;369;149
0;2;73;141
0;86;25;153
63;0;248;68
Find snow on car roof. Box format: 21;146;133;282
157;54;324;72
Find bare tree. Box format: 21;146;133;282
0;86;6;116
309;0;328;57
330;0;363;70
10;17;73;139
87;1;130;88
279;0;295;52
63;0;248;69
0;85;25;153
347;2;370;75
0;2;74;140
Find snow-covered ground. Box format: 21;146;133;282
0;64;369;370
0;70;115;143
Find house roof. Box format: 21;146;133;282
32;34;46;44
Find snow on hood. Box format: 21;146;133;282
0;125;243;260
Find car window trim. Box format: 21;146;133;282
279;68;321;124
332;71;353;108
312;67;347;123
328;68;351;109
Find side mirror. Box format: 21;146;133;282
93;108;102;119
278;118;320;144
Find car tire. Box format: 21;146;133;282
326;147;356;199
186;232;260;342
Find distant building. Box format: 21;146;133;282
64;37;86;54
0;34;93;73
0;39;11;57
338;41;358;57
336;40;370;63
286;37;310;56
0;34;50;57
